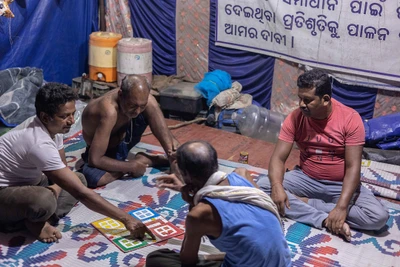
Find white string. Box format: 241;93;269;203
124;119;133;144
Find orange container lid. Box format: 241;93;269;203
90;32;122;47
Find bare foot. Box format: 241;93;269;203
25;220;62;243
135;152;169;168
339;222;351;242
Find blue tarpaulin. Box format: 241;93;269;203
129;0;176;76
364;112;400;149
0;0;98;85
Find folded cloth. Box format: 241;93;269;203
211;81;243;108
211;81;253;122
194;171;282;228
226;94;253;109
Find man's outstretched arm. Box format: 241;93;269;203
46;148;69;198
45;167;155;239
143;94;181;177
143;95;179;159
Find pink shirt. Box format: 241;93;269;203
279;99;365;181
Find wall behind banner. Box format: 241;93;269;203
0;0;99;85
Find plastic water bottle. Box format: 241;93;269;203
231;105;285;143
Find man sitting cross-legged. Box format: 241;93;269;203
257;69;389;242
146;141;292;267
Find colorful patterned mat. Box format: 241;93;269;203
0;132;399;267
361;160;400;201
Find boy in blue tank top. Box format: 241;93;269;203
146;141;292;267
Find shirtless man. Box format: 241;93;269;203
0;83;155;243
81;74;179;188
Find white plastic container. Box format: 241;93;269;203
117;38;152;86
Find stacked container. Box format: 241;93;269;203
117;38;153;86
89;32;122;82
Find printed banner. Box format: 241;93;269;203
216;0;400;82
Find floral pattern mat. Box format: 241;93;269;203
0;132;399;267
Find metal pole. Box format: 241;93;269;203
99;0;106;31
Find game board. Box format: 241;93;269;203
92;207;184;252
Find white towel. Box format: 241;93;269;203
193;171;282;229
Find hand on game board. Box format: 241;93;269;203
127;160;147;178
124;217;156;240
156;173;184;191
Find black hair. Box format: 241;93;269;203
176;140;219;185
120;74;150;96
297;69;332;97
35;82;78;117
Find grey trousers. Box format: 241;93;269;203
0;172;87;229
257;166;389;231
146;249;222;267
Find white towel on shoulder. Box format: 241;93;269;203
193;171;282;228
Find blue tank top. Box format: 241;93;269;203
204;172;292;267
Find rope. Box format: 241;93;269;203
142;117;207;136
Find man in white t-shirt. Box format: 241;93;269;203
0;83;155;243
1;114;88;226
